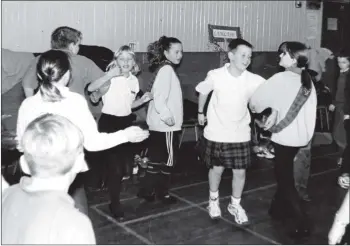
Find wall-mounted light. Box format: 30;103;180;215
295;0;302;8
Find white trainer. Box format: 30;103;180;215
207;198;221;219
227;203;249;224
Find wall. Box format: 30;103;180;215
2;1;323;52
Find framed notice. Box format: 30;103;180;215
208;24;241;43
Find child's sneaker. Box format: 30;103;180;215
207;197;221;219
227;203;249;224
256;147;275;159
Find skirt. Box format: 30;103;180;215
197;137;251;169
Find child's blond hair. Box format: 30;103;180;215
21;113;84;178
106;45;140;75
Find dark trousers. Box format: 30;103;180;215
97;113;135;211
272;142;307;225
341;120;350;174
139;131;179;196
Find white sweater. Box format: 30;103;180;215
16;87;129;154
250;71;317;147
147;65;183;132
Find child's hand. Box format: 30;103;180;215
164;116;175;126
141;92;153;103
106;66;122;78
124;126;150;143
338;173;350;189
329;104;335;112
264;110;278;130
198;113;206;126
90;91;102;103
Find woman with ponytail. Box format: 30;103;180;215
250;41;317;240
137;36;184;204
16;49;149;217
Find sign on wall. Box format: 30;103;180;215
208;24;241;52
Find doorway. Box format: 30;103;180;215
321;0;350;53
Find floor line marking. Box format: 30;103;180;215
168;168;338;244
115;167;338;227
168;192;281;245
122;205;194;226
91;152;338;209
93;167;338;244
91;206;153;245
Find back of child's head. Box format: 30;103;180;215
228;38;253;52
51;26;82;50
278;41;313;90
20;113;84;178
37;49;72;102
106;45;140;75
147;35;182;72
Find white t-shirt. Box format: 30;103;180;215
102;74;139;117
196;63;265;143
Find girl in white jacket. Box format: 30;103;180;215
138;36;184;204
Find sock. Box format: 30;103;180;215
231;196;241;205
209;190;219;200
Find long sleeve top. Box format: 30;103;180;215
250;71;317;147
16;87;129;154
146;65;183;132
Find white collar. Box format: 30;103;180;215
19;175;71;193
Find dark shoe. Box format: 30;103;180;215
137;191;156;202
158;194;177;205
109;204;125;220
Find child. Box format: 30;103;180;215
87;45;152;218
329;50;350;167
196;38;265;224
2;113;96;244
21;26;118;118
250;41;317;239
137;36;184;204
16;50;149;216
335;50;350;188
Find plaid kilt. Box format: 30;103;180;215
197;137;251;169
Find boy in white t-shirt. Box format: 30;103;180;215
196;38;265;224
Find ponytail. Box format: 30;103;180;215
36;50;71;102
147;35;181;72
301;68;313;91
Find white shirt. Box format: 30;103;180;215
2;176;96;244
250;71;317;147
16;87;129;157
196;63;265;143
102;74;139;116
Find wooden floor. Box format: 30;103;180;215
86;143;347;245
